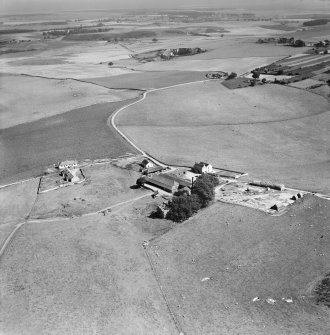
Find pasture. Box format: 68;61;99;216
117;81;330;193
0;178;39;247
30;164;147;219
148;195;330;334
0;214;176;335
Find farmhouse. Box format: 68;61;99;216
60;168;82;183
57;160;78;170
193;162;213;174
141;158;155;169
145;174;179;193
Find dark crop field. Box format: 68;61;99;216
85;71;208;90
0;99;139;185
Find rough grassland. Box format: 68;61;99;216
0;74;139;129
0;178;39;247
30;164;148;219
117;82;330;193
0;100;139;185
0;215;176;335
148;195;330;335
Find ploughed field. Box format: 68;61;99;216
117;81;330;193
0;100;139;185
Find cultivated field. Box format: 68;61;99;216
0;100;139;184
0;74;140;129
85;71;209;90
148;195;330;334
117;81;330;193
132;56;282;74
0;214;176;335
30;164;147;218
0;41;133;78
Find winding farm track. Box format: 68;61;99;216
109;79;213;166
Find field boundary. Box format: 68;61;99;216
144;246;184;335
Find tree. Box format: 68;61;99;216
252;71;260;79
261;78;267;84
227;72;237;80
152;38;158;42
294;39;305;47
136;176;146;187
166;196;193;222
192;174;219;208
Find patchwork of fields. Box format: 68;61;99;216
1;10;330;335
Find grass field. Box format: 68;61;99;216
30;164;147;219
0;100;139;185
0;74;140;129
117;81;330;193
148;195;330;334
0;178;39;247
0;214;176;335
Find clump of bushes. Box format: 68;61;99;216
227;72;237;80
314;273;330;308
166;174;219;222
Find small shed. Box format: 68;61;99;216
58;160;78;170
141;158;155;169
193;162;213;174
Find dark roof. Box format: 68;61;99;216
145;166;165;174
164;173;192;187
194;161;210;167
145;174;179;191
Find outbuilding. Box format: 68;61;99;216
141;158;155;169
58;160;78;170
145;174;179;194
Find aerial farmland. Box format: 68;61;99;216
0;2;330;335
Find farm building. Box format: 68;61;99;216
193;162;213;174
142;166;166;175
57;160;78;170
163;173;192;188
145;174;179;194
141;158;155;169
61;168;81;183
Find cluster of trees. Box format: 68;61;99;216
257;37;305;47
166;174;220;222
303;19;329;27
278;37;306;47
